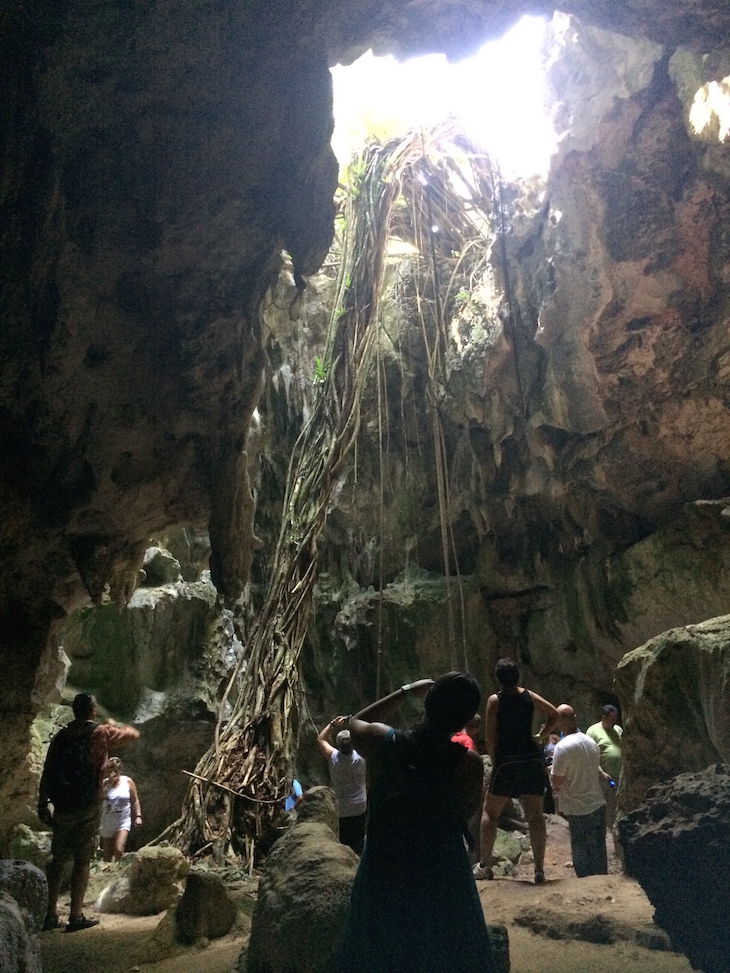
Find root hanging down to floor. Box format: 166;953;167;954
158;122;500;867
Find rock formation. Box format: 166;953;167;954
174;869;238;945
618;763;730;973
614;614;730;812
94;845;189;916
242;786;358;973
0;860;46;973
2;0;730;853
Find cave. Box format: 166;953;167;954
2;0;730;969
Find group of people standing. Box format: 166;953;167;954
470;658;623;883
316;661;623;972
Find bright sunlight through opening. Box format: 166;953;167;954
331;16;558;181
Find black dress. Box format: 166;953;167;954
337;728;497;973
489;690;545;797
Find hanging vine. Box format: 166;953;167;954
157;127;495;866
389;125;500;671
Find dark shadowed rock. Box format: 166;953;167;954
242;786;357;973
141;547;183;587
618;763;730;973
174;869;237;945
0;859;46;973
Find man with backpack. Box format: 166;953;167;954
38;692;140;932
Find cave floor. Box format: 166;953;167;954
41;817;693;973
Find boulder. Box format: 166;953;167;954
490;829;525;878
0;860;47;973
614;615;730;812
618;763;730;973
175;869;237;944
6;827;51;872
141;547;183;586
242;786;358;973
95;845;189;915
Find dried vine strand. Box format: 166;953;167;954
157;131;450;866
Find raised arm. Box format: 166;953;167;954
354;678;433;724
331;679;434;764
317;721;336;760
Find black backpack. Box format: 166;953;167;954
46;722;99;813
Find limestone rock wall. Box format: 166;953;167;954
255;21;730;730
2;0;730;847
614;615;730;812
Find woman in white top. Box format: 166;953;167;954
100;756;142;861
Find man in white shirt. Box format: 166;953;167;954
317;720;367;854
551;703;611;877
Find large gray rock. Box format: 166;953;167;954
618;763;730;973
242;786;358;973
615;615;730;812
6;827;51;872
175;869;237;944
0;860;47;973
95;845;189;915
141;547;183;587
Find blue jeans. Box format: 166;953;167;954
564;805;607;877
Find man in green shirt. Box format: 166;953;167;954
586;704;622;848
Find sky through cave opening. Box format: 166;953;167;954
331;14;559;181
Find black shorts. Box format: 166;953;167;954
489;754;545;797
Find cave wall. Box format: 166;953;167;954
2;0;730;846
251;18;730;736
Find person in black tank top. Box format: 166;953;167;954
472;658;559;885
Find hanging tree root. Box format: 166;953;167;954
157;123;501;867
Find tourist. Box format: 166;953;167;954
38;693;140;932
451;713;481;751
335;672;497;973
317;720;367;854
100;756;142;862
543;730;561;814
586;703;622;845
473;658;559;885
551;703;610;877
451;712;484;859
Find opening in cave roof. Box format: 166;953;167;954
331;14;559;182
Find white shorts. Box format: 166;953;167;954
100;811;132;838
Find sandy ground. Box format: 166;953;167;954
41;817;694;973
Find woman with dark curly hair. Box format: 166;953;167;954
335;672;497;973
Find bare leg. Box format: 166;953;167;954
520;793;546;878
69;858;91;919
101;836;115;862
479;793;509;868
45;854;67;920
112;829;129;862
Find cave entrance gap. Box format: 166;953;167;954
331;14;558;180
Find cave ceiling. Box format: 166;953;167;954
1;0;730;761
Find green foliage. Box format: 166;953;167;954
313;355;329;383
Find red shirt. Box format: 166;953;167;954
451;730;477;752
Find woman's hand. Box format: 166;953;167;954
331;714;352;731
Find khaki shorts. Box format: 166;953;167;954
51;803;101;864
